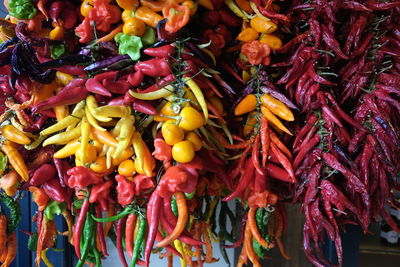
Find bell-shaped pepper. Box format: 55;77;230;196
133;174;155;195
152;138;172;161
162;3;190;33
44;201;66;220
241;40;271;66
114;33;143;61
89;180;113;211
158;166;198;198
115;174;136;206
247;190;278;209
0;170;19;196
29;186;49;211
30;164;56;186
67;166;103;189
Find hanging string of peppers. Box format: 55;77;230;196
0;0;399;267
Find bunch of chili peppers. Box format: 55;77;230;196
0;0;399;267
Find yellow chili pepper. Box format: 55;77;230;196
243;111;258;136
249;1;270;21
55;72;74;86
132;132;154;177
49;24;64;40
91;128;118;148
53;105;69;122
41;249;54;267
129;86;173;100
224;0;248;21
242;70;252;82
113;115;135;159
86;95;112;122
260;33;283;50
174;240;187;267
260;106;292;135
132;132;145;172
40;101;85;135
237;28;259;42
94;105;131;118
79;116;91;165
1;142;29;181
250;16;277;34
260;94;294;121
42;126;81;146
234;94;258;115
1;124;31;145
183;77;208;121
85;105;106;131
134;6;163;28
53;138;80;159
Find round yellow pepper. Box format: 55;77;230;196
122;9;135;22
178;106;204;131
90;156;114;173
80;0;94;17
123;17;146;36
185;132;202;151
154;102;179;122
118;159;136;177
172;140;195;163
162;121;185;146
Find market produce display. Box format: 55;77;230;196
0;0;399;267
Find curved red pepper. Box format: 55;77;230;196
30;163;56;186
134;59;171;77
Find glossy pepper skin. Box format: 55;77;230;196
43;178;69;202
134;58;170;77
67;166;103;188
9;0;38;19
30;163;56;186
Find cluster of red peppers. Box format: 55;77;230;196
0;0;399;267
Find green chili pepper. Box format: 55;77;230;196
28;231;38;251
0;192;22;235
141;27;156;47
171;196;178;217
219;203;235;243
44;201;66;220
8;0;37;19
115;33;143;61
219;238;231;266
253;239;265;259
224;202;237;237
50;44;66;59
130;215;146;267
91;205;135;222
76;214;95;267
92;235;102;267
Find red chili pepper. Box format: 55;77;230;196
85;78;112;97
117;217;128;267
223;158;254;202
61;8;78;29
43;178;69;202
94;71;119;81
143;45;174;58
265;163;292;182
252;134;263;175
30;163;56;186
127;70;144;87
132;100;157;115
95;204;108;256
294;133;321;168
103;79;131;95
89;180;113;211
115;174;136;206
74;199;90;260
144;189;162;266
134;59;171;77
270;142;296;183
49;1;65;24
152;138;172;161
108;96;126;106
140;74;176;93
218;8;241;27
32;79;87;113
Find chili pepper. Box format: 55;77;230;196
223;158;254;201
130;215;146;267
73;199;89;260
261;94;294;121
76;211;95;267
1;124;31;145
32;79;87;113
144;45;174;58
30;164;56;186
115;217;128;267
260;106;292;135
293;133;320;168
43;179;69;203
125;213;137;259
90;181;113;211
85;78;112;97
92;205;135;223
1;142;29;181
234;94;257;116
144;189;162;265
115;33;143;61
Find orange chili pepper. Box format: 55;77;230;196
237;28;259;42
29;187;49;212
268;129;292;158
91;128;118;148
116;0;139;10
275;211;290;259
1;125;31;145
244;221;261;267
0;214;7;253
1;142;29;181
135;6;163;28
234;94;258;115
2;232;16;267
141;0;177;12
162;3;190;33
248;207;268;247
156;192;188;247
260;116;270;167
96;24;123;43
125;213;137;258
270;142;296;183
